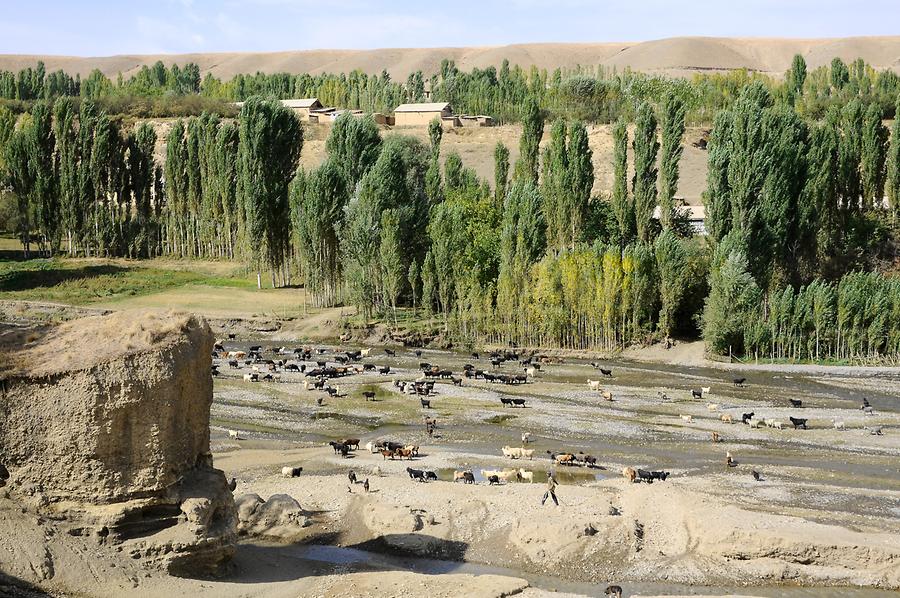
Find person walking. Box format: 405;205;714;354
541;472;559;506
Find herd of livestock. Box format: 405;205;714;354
214;337;889;490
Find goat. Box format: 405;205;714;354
605;586;623;598
789;398;803;408
701;386;711;395
680;414;693;423
691;389;703;399
243;372;259;382
600;368;613;377
867;426;884;436
789;416;808;430
720;414;733;424
502;446;523;459
587;379;601;391
578;453;597;468
378;366;391;375
342;438;360;450
622;467;637;483
228;429;240;440
406;467;426;482
380;449;395;460
516;469;534;483
521;432;532;444
488;475;501;485
706;402;719;411
362;390;376;401
365;442;378;453
749;418;764;429
726;451;737;467
420;398;431;409
752;470;763;482
404;445;420;456
863;406;876;416
553;453;577;466
511;398;527;407
601;391;613;401
228;359;239;368
384;348;396;356
328;441;347;454
360;348;371;357
741;412;755;424
733;377;747;387
833;420;846;431
454;470;473;483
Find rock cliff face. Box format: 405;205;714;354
0;310;236;577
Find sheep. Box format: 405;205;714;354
502;446;524;459
521;432;533;444
228;429;240;440
371;466;382;477
498;469;520;481
520;448;535;460
587;379;601;391
554;453;577;466
622;467;637;483
365;442;378;454
524;367;536;378
772;421;784;430
601;391;614;401
360;348;371;357
706;402;719;411
481;469;504;480
281;466;303;478
701;386;711;395
516;469;534;483
243;372;258;382
867;426;884;436
749;419;764;429
833;420;846;431
453;470;472;483
680;414;693;423
720;414;733;424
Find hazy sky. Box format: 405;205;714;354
1;0;897;56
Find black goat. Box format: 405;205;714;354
384;348;396;356
733;377;747;387
488;475;501;485
741;412;755;424
423;471;438;481
407;467;426;482
789;398;802;408
363;391;376;401
691;389;703;399
599;368;613;377
420;398;431;409
789;416;808;430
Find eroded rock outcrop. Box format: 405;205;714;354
0;310;236;578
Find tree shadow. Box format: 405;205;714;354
0;264;129;293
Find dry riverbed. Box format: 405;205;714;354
207;342;900;596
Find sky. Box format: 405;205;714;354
1;0;897;56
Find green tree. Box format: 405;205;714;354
237;97;304;288
566;120;593;249
632;102;659;243
888;96;900;222
493;141;509;206
408;258;420;311
517;96;543;184
610;119;633;244
655;230;688;337
326;112;382;188
659;91;685;230
379;208;404;323
704;110;733;242
860;102;888;211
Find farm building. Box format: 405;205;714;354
280;98;323;120
393;102;453;127
653;204;707;235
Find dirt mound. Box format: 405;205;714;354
0;309;237;584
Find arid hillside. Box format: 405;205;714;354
2;36;899;79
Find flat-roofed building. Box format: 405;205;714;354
393;102;453;127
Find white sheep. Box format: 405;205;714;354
680;414;693;423
701;386;711;395
281;466;302;478
587;379;601;391
833;420;846;430
517;468;534;483
502;446;524;459
228;430;240;440
360;348;371;357
706;402;719;411
521;432;532;444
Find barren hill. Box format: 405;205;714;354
2;36;899;80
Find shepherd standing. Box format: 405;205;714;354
541;472;559;506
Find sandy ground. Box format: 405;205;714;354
2;37;899;80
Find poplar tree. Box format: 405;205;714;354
567;120;593;248
888;97;900;222
610;119;633;244
704;110;733;242
128;122;157;257
53;97;79;255
518;96;543;184
860;102;888;211
541;118;569;251
493;141;509;206
632;102;659;243
237;97;304;288
659;92;685;230
655;230;688;337
380;208;404;323
325;112;381;188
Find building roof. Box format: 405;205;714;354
652;205;706;220
280;98;321;108
394;102;451;113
